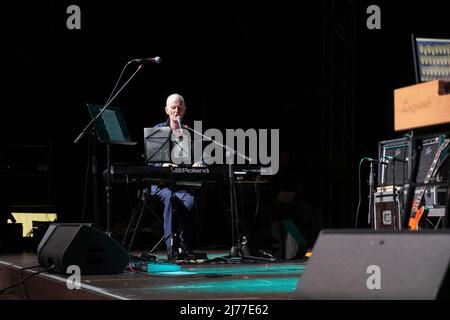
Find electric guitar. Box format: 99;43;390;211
408;139;450;231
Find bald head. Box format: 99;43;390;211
165;93;187;125
166;93;186;109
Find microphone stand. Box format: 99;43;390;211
364;158;386;229
391;158;397;230
368;161;376;229
74;63;143;144
182;125;274;262
91;128;100;226
74;62;144;236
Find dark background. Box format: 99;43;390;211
2;1;449;247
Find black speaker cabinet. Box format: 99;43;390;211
37;223;130;275
296;230;450;299
378;137;410;186
415;135;450;184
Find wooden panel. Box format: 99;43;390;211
394;80;450;131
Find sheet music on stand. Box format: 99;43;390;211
143;127;171;163
87;103;136;146
143;127;191;164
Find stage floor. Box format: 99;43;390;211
0;251;305;300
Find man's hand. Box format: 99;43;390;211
192;161;206;168
162;163;178;168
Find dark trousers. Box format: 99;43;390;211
150;185;194;250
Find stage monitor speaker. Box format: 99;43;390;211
37;223;130;275
296;230;450;300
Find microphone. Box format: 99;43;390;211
382;155;407;163
363;158;388;165
176;116;184;137
132;56;161;64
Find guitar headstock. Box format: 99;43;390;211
432;138;450;169
439;139;450;153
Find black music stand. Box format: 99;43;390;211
144;127;172;163
144;126;191;165
87;103;136;235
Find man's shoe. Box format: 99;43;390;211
168;249;189;262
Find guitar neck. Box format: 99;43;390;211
411;139;450;212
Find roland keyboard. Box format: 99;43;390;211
105;164;273;185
